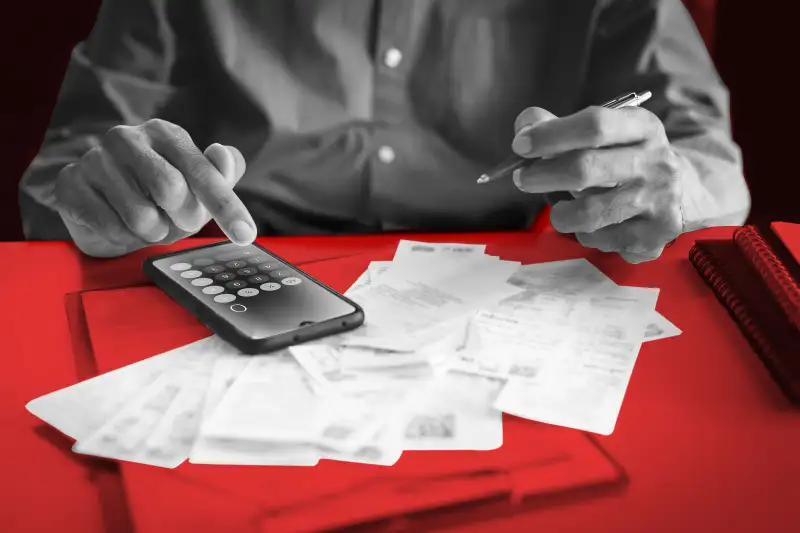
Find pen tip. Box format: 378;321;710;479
476;174;490;184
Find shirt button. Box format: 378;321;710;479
377;146;396;164
383;48;403;68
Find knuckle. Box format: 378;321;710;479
640;108;666;139
655;146;681;177
186;157;216;186
144;118;171;132
70;206;97;228
125;205;161;236
584;195;605;221
585;106;610;146
570;151;594;189
105;124;131;140
103;125;136;150
206;191;237;215
652;150;683;205
654;117;667;140
144;118;188;141
630;187;653;212
81;145;103;166
631;150;648;180
54;167;77;205
62;195;98;228
146;156;185;204
153;173;185;206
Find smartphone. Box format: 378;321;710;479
143;241;365;354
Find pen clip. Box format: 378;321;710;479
603;92;636;108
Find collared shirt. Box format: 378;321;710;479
19;0;742;239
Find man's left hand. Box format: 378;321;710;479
512;105;685;263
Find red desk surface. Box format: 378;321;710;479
3;228;800;533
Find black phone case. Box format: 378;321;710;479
142;241;365;355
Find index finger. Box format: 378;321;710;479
146;121;256;245
512;106;663;159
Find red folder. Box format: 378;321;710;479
67;253;626;533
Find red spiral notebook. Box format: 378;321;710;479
689;222;800;405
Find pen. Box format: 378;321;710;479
476;91;653;185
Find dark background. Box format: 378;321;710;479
0;0;796;242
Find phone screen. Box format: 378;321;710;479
150;242;359;340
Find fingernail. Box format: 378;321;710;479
230;220;255;244
512;135;532;155
512;169;523;189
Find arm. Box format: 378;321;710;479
582;0;750;231
19;0;207;240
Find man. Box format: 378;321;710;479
19;0;750;263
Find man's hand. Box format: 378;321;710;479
53;119;257;258
511;106;685;263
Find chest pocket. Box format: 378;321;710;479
408;0;575;162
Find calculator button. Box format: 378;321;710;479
191;277;213;287
230;304;247;313
260;282;282;291
202;285;224;295
282;277;302;286
257;263;282;272
225;260;248;269
193;258;214;267
215;273;236;282
214;294;236;303
170;263;192;271
236;268;257;276
237;288;259;297
203;265;225;274
226;280;247;290
247;256;269;265
248;275;270;284
269;269;294;279
180;270;203;279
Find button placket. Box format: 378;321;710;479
367;1;429;230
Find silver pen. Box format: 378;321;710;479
476;91;652;185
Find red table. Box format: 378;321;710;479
3;228;799;533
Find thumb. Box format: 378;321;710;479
203;143;247;185
512;107;559;157
514;106;558;135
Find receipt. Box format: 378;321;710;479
507;259;679;343
493;285;659;435
402;371;504;451
340;256;522;351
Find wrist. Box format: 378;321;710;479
672;148;746;232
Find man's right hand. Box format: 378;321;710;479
53;119;257;258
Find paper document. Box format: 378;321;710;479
493;286;659;435
28;240;682;469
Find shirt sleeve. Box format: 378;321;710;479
582;0;750;230
18;0;205;240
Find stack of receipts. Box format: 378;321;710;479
27;241;681;469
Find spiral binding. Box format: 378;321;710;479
689;244;797;402
734;227;800;330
